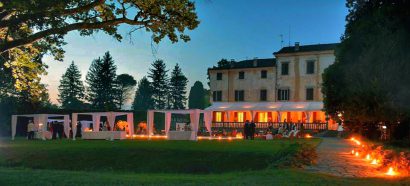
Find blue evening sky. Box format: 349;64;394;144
42;0;348;105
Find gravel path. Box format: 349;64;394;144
306;137;384;177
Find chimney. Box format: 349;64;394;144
253;57;258;67
294;42;300;51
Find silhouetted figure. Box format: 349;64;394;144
76;121;82;137
52;121;57;139
244;120;250;140
250;121;256;140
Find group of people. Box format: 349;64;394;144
243;120;256;140
26;120;66;140
48;121;65;139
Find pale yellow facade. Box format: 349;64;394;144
209;66;276;102
275;50;335;102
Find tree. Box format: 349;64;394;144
132;77;153;111
169;64;188;109
0;0;199;96
322;0;410;139
58;61;85;109
0;0;199;53
148;60;168;109
188;81;207;109
116;74;137;109
86;51;118;110
217;58;232;68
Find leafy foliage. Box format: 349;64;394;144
322;0;410;138
86;51;118;110
188;81;208;109
132;76;153;111
58;61;85;109
0;0;199;97
115;74;136;109
169;64;188;109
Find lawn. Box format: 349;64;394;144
0;138;409;185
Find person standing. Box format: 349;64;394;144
337;122;344;138
243;120;250;140
27;120;35;140
250;120;256;140
76;121;82;137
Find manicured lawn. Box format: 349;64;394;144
0;138;409;185
0;138;319;173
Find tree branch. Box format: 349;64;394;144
0;0;105;28
0;17;145;52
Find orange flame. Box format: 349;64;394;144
355;152;359;157
351;150;355;155
371;159;378;165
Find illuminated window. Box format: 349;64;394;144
258;112;268;122
237;112;244;122
215;112;222;122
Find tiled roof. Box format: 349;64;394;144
274;43;339;55
208;58;276;70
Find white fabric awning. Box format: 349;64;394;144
204;102;324;112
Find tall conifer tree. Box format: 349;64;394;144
169;64;188;109
86;52;118;110
148;60;168;109
58;61;85;109
132;77;154;110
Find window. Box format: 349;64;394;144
260;89;267;101
261;70;267;78
306;60;315;74
216;72;222;80
215;112;222;122
258;112;268;122
237;112;244;122
306;88;314;101
238;71;245;79
277;89;290;101
281;62;289;75
213;91;222;101
234;90;245;101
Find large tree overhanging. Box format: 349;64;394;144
0;0;200;53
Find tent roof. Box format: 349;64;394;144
13;114;68;117
148;109;202;114
205;102;324;111
73;112;132;116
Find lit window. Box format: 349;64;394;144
215;112;222;122
258;112;268;122
237;112;244;122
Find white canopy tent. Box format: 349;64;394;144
147;109;212;140
205;101;325;123
205;102;323;112
11;114;70;140
71;112;134;140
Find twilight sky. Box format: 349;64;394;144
41;0;348;106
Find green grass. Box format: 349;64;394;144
0;138;409;185
0;167;409;186
0;138;319;173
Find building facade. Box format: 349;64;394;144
207;43;339;130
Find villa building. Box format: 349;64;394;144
206;42;339;130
